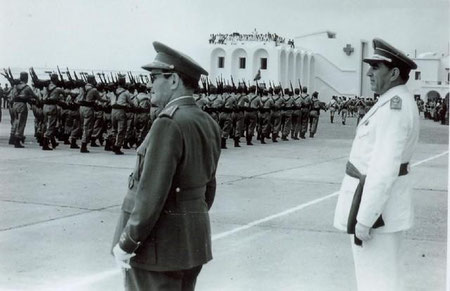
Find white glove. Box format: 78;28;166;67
113;243;136;269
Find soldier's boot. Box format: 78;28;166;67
330;116;334;123
234;137;240;147
90;139;100;147
122;141;130;149
281;135;288;141
63;134;70;145
342;120;345;125
221;138;227;149
246;135;253;146
300;133;306;139
42;138;53;151
70;138;80;149
310;132;314;138
272;133;278;143
114;146;124;155
261;137;266;144
98;136;104;146
9;134;15;145
80;143;90;153
51;137;59;148
104;139;111;151
14;137;25;148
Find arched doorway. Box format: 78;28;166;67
426;90;441;102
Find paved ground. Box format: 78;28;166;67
0;109;447;291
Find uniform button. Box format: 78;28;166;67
175;187;180;192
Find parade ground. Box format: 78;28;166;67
0;110;448;291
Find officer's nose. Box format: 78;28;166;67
366;67;373;77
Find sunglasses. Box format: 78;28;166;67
150;72;173;83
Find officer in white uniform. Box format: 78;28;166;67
333;38;419;291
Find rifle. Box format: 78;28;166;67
57;66;66;87
290;81;294;94
230;75;236;90
279;82;284;97
298;79;303;93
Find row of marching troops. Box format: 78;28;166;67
1;68;154;154
193;78;327;149
327;95;377;125
2;67;332;152
421;98;448;125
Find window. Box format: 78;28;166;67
218;57;224;68
239;57;246;69
415;71;421;80
260;58;267;70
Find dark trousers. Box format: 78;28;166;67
125;265;203;291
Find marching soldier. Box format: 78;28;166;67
281;88;294;141
291;88;301;140
340;96;349;125
308;91;327;138
270;87;283;142
10;72;39;148
205;86;220;124
42;74;65;150
299;86;311;139
244;85;260;145
259;88;273;144
111;74;135;155
67;84;82;149
78;75;102;153
219;86;235;149
233;87;249;147
356;97;367;125
134;84;151;147
328;96;339;123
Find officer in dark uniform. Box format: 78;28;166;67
112;41;221;291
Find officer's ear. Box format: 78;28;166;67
390;67;401;82
170;73;181;90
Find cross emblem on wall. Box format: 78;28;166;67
343;44;354;56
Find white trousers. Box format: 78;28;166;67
350;232;404;291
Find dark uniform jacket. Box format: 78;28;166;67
112;96;221;272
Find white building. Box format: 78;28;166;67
209;31;450;102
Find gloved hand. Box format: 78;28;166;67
355;222;372;243
112;243;136;269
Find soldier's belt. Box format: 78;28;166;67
259;108;271;113
220;108;233;113
43;100;58;105
78;101;94;107
111;104;128;110
346;161;409;246
13;97;28;103
245;108;258;112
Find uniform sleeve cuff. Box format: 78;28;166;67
118;231;140;253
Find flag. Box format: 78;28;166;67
253;69;261;81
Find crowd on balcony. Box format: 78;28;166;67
209;31;295;48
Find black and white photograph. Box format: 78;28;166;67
0;0;448;290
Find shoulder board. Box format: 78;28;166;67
158;105;179;119
390;95;402;110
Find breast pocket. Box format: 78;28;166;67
357;121;371;139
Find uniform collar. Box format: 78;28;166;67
165;95;195;108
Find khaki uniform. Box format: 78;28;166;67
79;84;101;144
291;95;301;139
219;94;235;139
299;93;311;138
43;83;65;139
111;87;135;148
281;94;294;139
11;83;38;141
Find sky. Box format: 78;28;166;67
0;0;449;79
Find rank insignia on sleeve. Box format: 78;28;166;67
390;96;402;110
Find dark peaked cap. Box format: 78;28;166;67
363;38;417;70
142;41;208;81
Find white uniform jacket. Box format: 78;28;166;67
334;85;419;233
